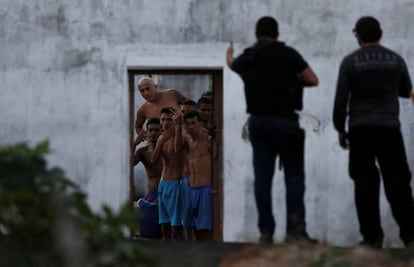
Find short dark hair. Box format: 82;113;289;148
353;16;382;42
183;110;202;122
256;16;278;38
160;107;174;115
201;90;212;98
181;99;197;106
197;97;212;106
146;117;160;126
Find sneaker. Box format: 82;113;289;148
405;241;414;248
358;233;383;249
259;233;274;245
358;239;382;249
285;233;318;244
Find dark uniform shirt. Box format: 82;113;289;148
231;40;309;116
333;45;412;132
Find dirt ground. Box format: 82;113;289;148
219;240;414;267
136;239;414;267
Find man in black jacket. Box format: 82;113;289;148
226;16;318;244
333;16;414;248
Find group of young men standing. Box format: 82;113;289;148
133;77;214;241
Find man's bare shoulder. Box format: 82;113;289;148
162;88;185;96
137;101;159;119
138;101;151;110
166;89;189;104
135;145;151;155
137;102;149;115
158;88;177;96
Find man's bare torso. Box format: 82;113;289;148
161;138;186;181
135;145;162;192
187;133;212;187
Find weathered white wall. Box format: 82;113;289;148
1;0;414;247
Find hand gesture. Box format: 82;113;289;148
226;41;234;68
227;41;234;55
173;108;182;125
157;126;174;145
134;129;147;145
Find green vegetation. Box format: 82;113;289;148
0;141;155;267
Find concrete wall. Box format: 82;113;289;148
1;0;414;247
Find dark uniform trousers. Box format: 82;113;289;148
349;126;414;245
248;114;306;237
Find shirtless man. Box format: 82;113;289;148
133;118;163;239
151;107;188;240
135;77;188;145
197;97;216;139
177;99;198;239
180;99;197;172
180;99;197;117
200;90;213;101
183;110;213;240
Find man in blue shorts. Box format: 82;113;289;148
133;117;163;239
152;107;188;240
183;111;213;240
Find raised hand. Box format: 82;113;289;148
134;129;148;145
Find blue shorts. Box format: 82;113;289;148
181;178;192;228
182;174;190;218
158;179;186;227
186;185;212;230
137;191;162;239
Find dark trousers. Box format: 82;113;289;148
349;126;414;245
249;115;306;237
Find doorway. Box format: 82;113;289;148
128;68;223;241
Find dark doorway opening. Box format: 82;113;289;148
128;68;223;241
